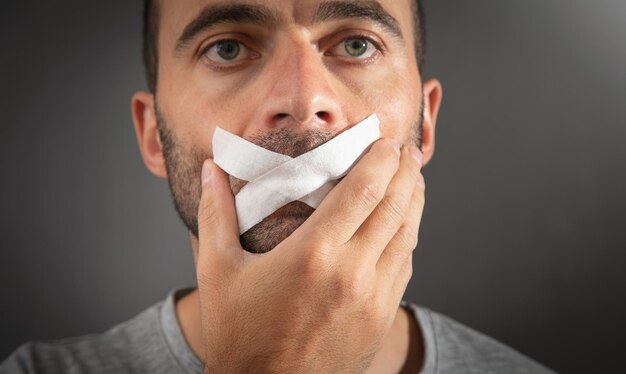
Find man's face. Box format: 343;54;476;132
154;0;425;253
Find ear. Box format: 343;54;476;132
419;79;443;166
131;91;167;179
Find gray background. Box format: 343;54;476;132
1;1;625;372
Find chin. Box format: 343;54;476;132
240;201;314;254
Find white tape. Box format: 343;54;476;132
213;114;381;234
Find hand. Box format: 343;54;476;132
196;139;425;373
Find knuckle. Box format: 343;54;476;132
352;177;385;209
298;246;329;279
379;195;407;224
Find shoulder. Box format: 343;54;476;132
404;303;556;374
1;300;179;374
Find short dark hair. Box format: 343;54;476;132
142;0;426;93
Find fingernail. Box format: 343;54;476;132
409;146;423;165
201;161;212;187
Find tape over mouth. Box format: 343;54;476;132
212;113;381;234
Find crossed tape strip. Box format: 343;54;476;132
213;114;381;234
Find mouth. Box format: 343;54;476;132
260;201;315;223
228;174;315;234
239;200;315;254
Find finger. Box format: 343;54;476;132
197;159;243;272
377;169;425;280
293;138;401;247
390;252;414;305
350;145;423;268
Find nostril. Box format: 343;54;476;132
316;111;331;122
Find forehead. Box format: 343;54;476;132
158;0;415;43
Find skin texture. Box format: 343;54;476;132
131;0;442;372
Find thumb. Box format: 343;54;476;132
197;159;243;271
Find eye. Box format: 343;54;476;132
203;40;253;63
329;37;380;59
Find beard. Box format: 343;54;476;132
156;101;423;254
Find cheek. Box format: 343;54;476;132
360;71;421;140
166;86;253;158
162;62;262;156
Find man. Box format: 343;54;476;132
1;0;554;373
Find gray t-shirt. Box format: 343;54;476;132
1;287;555;373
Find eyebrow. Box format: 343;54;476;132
175;3;281;53
174;0;404;53
313;1;404;40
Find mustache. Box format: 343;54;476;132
227;127;337;196
246;127;336;158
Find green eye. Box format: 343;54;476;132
215;41;241;60
344;38;369;57
204;39;256;64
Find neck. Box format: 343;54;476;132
175;289;204;359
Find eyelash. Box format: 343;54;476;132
199;38;256;71
327;33;384;63
199;33;384;69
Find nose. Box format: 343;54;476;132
255;39;344;132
